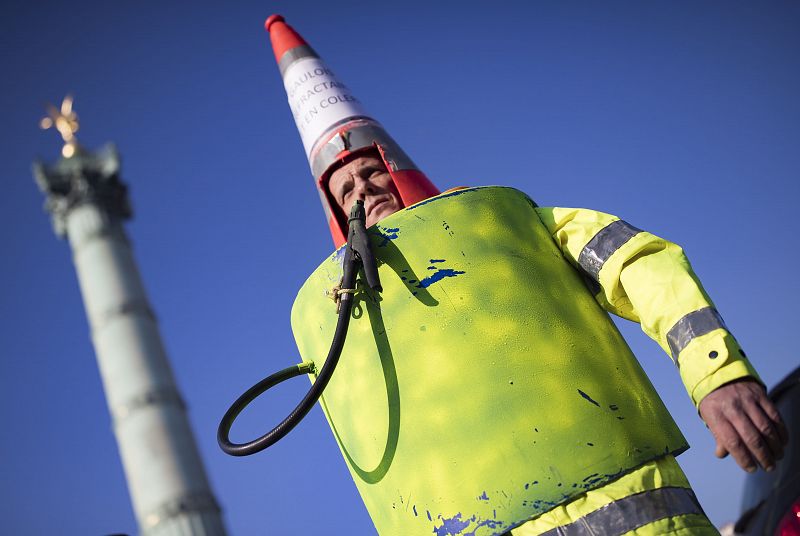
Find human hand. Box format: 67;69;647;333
698;379;789;473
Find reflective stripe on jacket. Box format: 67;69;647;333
510;455;719;535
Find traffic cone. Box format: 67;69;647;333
265;14;440;247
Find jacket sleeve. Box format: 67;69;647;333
535;206;761;408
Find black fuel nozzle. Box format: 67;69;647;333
348;200;382;292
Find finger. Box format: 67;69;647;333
746;403;785;464
703;405;732;459
729;411;776;471
711;418;756;472
758;397;789;446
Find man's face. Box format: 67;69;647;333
328;154;402;227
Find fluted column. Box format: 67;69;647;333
33;144;227;536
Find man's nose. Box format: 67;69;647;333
352;177;376;199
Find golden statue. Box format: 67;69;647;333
40;95;80;158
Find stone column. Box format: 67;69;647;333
33;144;227;536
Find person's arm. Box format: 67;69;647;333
535;206;788;472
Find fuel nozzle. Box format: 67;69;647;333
348;200;382;292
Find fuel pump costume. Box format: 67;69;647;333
253;15;768;536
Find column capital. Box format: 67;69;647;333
32;143;132;237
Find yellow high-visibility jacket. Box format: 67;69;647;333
512;206;761;536
535;207;759;407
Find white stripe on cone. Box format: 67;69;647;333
283;57;370;157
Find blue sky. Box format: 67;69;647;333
2;1;798;534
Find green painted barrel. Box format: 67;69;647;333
291;186;686;535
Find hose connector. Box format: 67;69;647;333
348;200;382;292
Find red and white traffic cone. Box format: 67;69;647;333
265;14;439;247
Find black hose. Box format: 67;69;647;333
217;200;378;457
216;362;316;455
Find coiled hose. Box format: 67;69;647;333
217;200;381;456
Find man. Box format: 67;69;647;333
265;15;788;535
326;149;787;535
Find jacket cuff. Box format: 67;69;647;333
677;329;762;407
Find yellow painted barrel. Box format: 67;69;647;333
291;186;687;535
